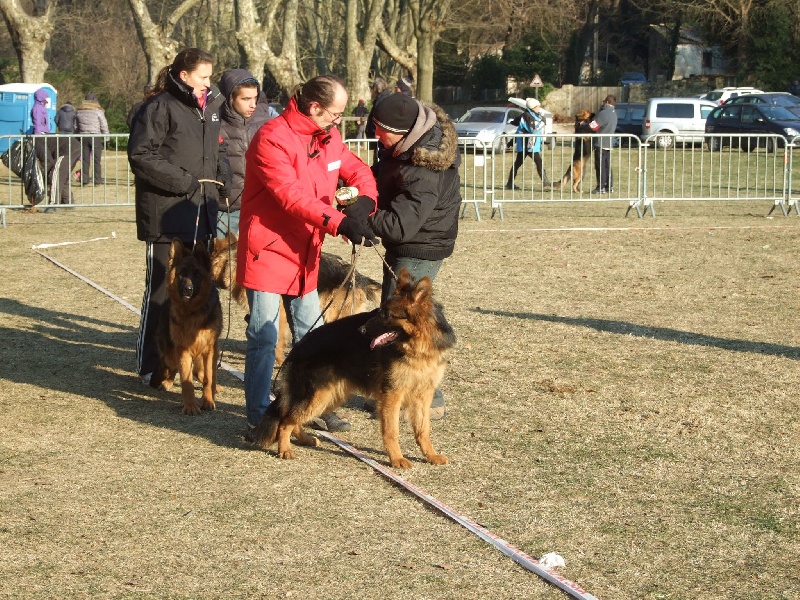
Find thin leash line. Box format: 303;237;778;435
216;197;234;370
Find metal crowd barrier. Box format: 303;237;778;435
3;132;800;227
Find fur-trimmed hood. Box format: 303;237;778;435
394;101;459;172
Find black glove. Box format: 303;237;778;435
217;181;231;204
341;195;376;221
337;217;377;247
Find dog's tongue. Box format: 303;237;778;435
370;331;397;349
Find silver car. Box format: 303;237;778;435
454;105;554;152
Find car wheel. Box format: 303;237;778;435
766;138;776;153
654;132;674;149
706;137;720;151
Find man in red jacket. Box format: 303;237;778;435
238;74;377;434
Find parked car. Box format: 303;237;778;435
724;92;800;117
453;105;554;152
705;103;800;152
698;86;763;105
641;97;717;149
619;71;647;86
613;102;646;146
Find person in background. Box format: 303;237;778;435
216;68;276;238
352;98;368;139
31;88;50;135
128;47;231;386
237;74;377;436
54;101;76;133
75;92;109;185
505;97;548;190
126;84;153;130
395;76;414;97
365;76;391;140
789;80;800;96
590;95;617;194
367;92;461;420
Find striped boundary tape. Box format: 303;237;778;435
34;242;599;600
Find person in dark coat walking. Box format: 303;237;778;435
590;95;617;194
352;98;368;139
55;102;76;133
127;47;232;384
367;92;461;419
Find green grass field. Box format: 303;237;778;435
1;204;798;598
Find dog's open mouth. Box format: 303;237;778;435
370;331;398;349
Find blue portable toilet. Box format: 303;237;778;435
0;83;57;151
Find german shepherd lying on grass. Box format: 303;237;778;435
211;235;381;364
150;239;222;415
550;109;595;192
248;269;456;469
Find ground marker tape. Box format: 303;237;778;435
33;249;244;380
315;430;600;600
32;233;116;249
35;246;596;598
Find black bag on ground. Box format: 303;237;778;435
1;139;25;177
21;138;45;205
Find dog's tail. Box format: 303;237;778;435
550;166;572;189
249;396;283;449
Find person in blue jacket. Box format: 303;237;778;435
505;97;548;190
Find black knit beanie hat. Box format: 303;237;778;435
372;93;419;134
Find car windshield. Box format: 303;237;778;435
768;95;800;107
460;110;504;124
705;92;723;101
761;106;800;121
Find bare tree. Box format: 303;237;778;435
126;0;200;84
408;0;453;101
235;0;302;95
0;0;55;82
344;0;385;105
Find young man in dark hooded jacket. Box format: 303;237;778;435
216;68;276;237
367;92;461;419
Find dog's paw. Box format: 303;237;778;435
390;456;413;469
200;399;216;411
182;403;201;416
427;453;449;465
278;449;296;460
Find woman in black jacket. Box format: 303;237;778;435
128;47;231;384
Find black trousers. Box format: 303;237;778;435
507;150;544;185
593;147;613;191
81;135;104;183
136;241;171;377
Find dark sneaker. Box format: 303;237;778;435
310;411;352;432
244;422;257;444
591;188;608;195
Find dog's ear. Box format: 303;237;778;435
396;268;413;291
169;238;184;264
193;242;212;270
411;276;433;306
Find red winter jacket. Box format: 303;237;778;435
237;97;377;295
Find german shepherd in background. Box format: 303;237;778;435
248;269;456;469
550;109;595;192
151;239;223;415
211;236;381;364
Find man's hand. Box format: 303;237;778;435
337;217;378;247
342;195;376;221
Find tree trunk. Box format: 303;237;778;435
235;0;302;97
126;0;199;84
409;0;452;101
0;0;55;83
345;0;386;107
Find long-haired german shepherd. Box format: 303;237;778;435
211;236;381;364
550;109;595;192
248;269;456;469
150;239;223;415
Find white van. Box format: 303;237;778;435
699;87;763;105
641;98;718;148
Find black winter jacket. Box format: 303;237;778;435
218;69;274;212
368;102;461;261
128;72;231;243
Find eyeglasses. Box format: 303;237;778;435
320;105;344;121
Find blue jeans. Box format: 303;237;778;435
217;209;240;238
244;288;322;426
381;254;445;408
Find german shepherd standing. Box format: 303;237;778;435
150;239;223;415
550;109;595;192
248;269;456;469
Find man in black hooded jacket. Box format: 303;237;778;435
367;92;461;419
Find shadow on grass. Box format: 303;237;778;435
0;297;246;448
472;307;800;359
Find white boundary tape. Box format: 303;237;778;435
34;240;598;599
316;431;599;600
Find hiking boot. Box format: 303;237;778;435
243;422;257;444
310;411;352;432
430;390;446;420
